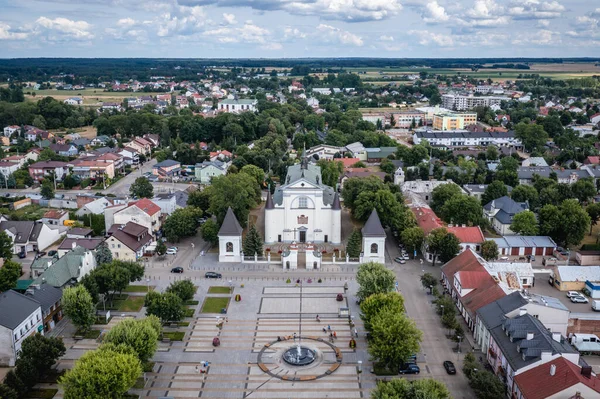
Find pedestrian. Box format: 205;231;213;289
333;331;337;339
316;315;320;322
354;328;358;337
327;324;331;331
323;327;327;333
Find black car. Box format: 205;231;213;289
48;250;58;257
18;252;26;259
36;251;47;259
171;267;184;273
443;361;457;375
205;272;222;279
398;364;420;374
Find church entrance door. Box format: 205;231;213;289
297;250;306;269
299;231;306;243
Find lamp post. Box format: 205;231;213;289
440;305;445;318
146;278;150;293
457;336;463;360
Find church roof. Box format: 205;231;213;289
272;163;336;207
218;207;243;237
265;190;274;210
332;192;341;210
361;209;386;237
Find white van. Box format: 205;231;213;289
592;300;600;311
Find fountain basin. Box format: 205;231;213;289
282;346;316;366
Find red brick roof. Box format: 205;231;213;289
130;198;160;216
337;158;362;168
411;207;443;235
514;357;600;399
447;226;484;244
455;271;491;289
43;209;67;219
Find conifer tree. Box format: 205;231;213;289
243;224;263;256
346;229;362;258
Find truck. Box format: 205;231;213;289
592;300;600;311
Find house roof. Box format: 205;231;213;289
29;161;68;169
129;199;161;216
68;227;93;237
154;159;180;168
484;196;528;214
218;207;243;237
556;266;600;283
0;220;35;243
361;209;386;237
0;290;41;330
447;226;484;244
274;163;336;207
337;158;362;168
456;271;492;289
33;246;90;287
265;190;274;210
493;235;557;248
514;357;600;399
332;192;341;210
58;238;103;251
110;225;152;252
411;206;443;235
27;284;62;312
43;209;67;220
476;291;528;330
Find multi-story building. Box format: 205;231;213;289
0;291;43;366
111;199;162;237
217;98;257;113
390;111;426;128
442;94;509;111
105;222;153;261
432;112;478;131
28;161;68;182
413;130;522;149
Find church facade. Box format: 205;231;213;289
265;159;341;244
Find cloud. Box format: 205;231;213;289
422;1;449;23
380;35;394;41
262;42;282;50
117;18;136;27
459;0;509;27
223;13;236;24
408;29;453;46
537;19;550;27
0;23;31;40
316;24;363;46
284;27;307;39
512;29;560;45
36;17;94;39
204;22;271;44
508;0;565;20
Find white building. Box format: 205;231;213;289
265;157;341;244
360;209;386;264
0;291;43;366
64;97;83;105
442;94;509;111
218;207;243;263
413;131;522;149
3;125;20;137
305;145;345;161
217;98;257;113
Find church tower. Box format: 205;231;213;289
218;207;243;262
331;192;341;244
361;209;386;264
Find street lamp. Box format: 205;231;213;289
457;336;463;360
146;278;150;292
440;305;445;318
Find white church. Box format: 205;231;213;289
264;157;341;244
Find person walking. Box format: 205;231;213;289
354;328;358;337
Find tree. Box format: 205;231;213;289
341;176;385;210
469;370;506;399
129;177;154;198
243;224;263;256
60;345;142;399
515;122;549;152
0;384;18;399
372;378;451;399
353;189;414;231
481;240;499;261
539;204;561;240
356;262;395;302
511;185;539;209
430;184;463;215
4;370;25;397
481;181;508;206
572;178;597;203
360;292;405;332
103;317;160;363
207;173;261;228
40;180;54;200
163;207;203;242
426;228;460;266
420;273;437;290
495;156;519;187
316;159;344;187
346;229;362;258
368;308;422;370
0;260;22;292
440;194;483;226
401;227;424;257
156;239;167;257
587;202;600;235
187;189;211;212
200;219;219;245
486;145;499;161
94;242;112;265
239;164;265;187
510;210;539;236
166;280;196;302
19;333;66;376
62;286;96;333
144;291;184;323
0;231;13;259
559;199;591;247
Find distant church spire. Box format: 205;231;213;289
301;142;308;170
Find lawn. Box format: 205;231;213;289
184;300;199;305
184;308;195;317
162;331;185;341
200;297;230;314
124;285;154;293
208;286;232;294
27;389;58;399
101;295;146;312
74;329;101;339
133;377;146;389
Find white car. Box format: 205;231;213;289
571;295;589;304
166;248;177;255
566;291;582;298
168;246;178;252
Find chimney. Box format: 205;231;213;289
581;366;593;378
552;332;561;342
519;308;527;317
526;332;534;340
550;364;556;376
72;241;76;250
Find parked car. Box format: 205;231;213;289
18;252;26;259
205;272;222;279
398;364;420;374
48;250;57;257
36;251;47;259
166;248;177;255
543;257;558;266
402;254;410;260
171;267;184;273
443;361;456;375
168;246;178;252
394;257;406;264
567;291;582;298
571;295;589;304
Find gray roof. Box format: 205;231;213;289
332;192;341;210
416;130;516;139
477;291;528;330
273;163;336;207
517;166;552;180
489;313;577;371
484;196;528;223
174;190;189;208
265;190;274;210
27;284;62;312
497;235;557;248
218;207;243;237
154;159;180;168
196;160;227;171
0;221;35;243
71;138;91;146
361;209;386;237
0;290;41;329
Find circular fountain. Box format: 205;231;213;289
283;345;316;366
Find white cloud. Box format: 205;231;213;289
316;24;363;46
380;35;394;41
537;19;550;27
36;17;94;39
204;22;271;44
408;29;453;46
223;13;236;25
284;27;307;39
0;23;31;40
117;18;136;27
422;1;449;23
262;42;282;50
508;0;565;20
512;29;559;45
460;0;509;26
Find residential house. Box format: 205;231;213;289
71;138;91;149
69;158;115;180
48;143;78;157
550;266;600;292
32;246;97;286
487;313;579;398
41;210;69;226
345;142;367;161
305;145;345;160
475;291;570;356
195;160;229;184
28;161;68;182
152;159;181;178
209;150;233;162
3;125;20;137
91;135;113;147
340;170;387;189
483;196;529;235
142;133;160;148
127;137;152;156
463;184;513;201
25;284;63;333
112;199;162;237
413;130;522;149
118;147;140;166
66;228;93;239
217;98;257;113
152;193;178;216
0;220;62;254
76;197;113;217
0;159;21;179
105;222;153;261
64;97;82;105
584;156;600;165
521;157;549;167
0;291;43;366
488;236;557;256
57;238;104;258
101;102;122;111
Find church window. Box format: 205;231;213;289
226;242;234;253
370;243;378;254
298;197;308;208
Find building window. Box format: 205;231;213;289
298;197;308;208
370;243;378;254
226;242;234;253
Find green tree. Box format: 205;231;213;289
515;122;549;152
207;172;261;228
341;176;385;210
239;164;265;187
316;159;344;187
368;308;422;370
0;384;18;399
420;273;437;290
166;280;196;302
587;202;600;235
539;204;562;240
426;228;461;266
380;158;395;174
481;240;499;261
510;210;539;236
4;370;25;397
353;190;415;232
440;194;483;226
60;345;142;399
187;189;211;212
511;185;539;209
356;262;395;302
495;156;519;187
0;260;22;292
94;242;113;265
163;207;203;242
62;286;96;333
40;180;54;200
200;219;219;245
129;177;154;198
144;291;184;323
481;181;508;206
19;333;66;376
469;370;506;399
401;227;424;257
559;199;591;247
360;292;405;332
243;224;263;256
486;145;499;161
0;231;13;259
430;184;463;214
372;378;451;399
346;229;362;258
103;317;160;363
572;178;597;203
156;239;167;256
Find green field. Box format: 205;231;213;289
200;297;230;314
25;88;168;105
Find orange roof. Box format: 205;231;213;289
447;226;484;244
455;271;492;289
210;150;232;157
43;209;67;219
130;198;160;216
337;158;362;168
411;207;443;235
514;357;600;399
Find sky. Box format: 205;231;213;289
0;0;598;58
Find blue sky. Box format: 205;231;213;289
0;0;598;58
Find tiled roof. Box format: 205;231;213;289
58;238;103;251
514;357;600;399
110;226;152;252
43;209;67;220
411;206;443;235
29;161;68;168
27;284;62;312
456;271;491;289
476;291;529;330
33;246;90;287
447;226;484;244
130;199;161;216
337;158;362;168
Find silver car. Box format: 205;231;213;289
571;295;589;304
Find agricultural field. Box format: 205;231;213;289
23;88;167;105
